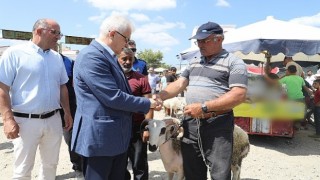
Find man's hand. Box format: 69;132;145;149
183;103;203;118
3;117;19;139
63;112;73;131
149;97;162;111
142;130;149;143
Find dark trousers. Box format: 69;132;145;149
125;124;149;180
181;114;234;180
83;152;127;180
63;129;83;171
60;77;83;170
313;106;320;135
60;107;83;171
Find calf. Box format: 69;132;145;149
145;118;250;180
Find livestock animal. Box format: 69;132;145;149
143;118;184;180
163;97;186;117
144;118;250;180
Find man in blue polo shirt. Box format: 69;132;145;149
128;40;148;76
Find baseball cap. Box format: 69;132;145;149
189;21;223;40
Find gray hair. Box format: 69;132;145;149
215;34;224;40
121;47;134;55
99;15;134;38
32;19;49;32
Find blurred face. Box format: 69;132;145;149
196;34;221;59
113;29;131;54
313;82;320;89
118;51;134;73
128;42;137;56
39;21;63;50
307;71;312;76
149;68;154;74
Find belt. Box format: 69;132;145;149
201;110;232;119
13;109;59;119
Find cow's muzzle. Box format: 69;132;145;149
149;144;158;152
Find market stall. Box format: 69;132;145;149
222;16;320;137
180;16;320;137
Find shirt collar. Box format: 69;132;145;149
95;38;117;59
28;41;51;54
200;49;229;64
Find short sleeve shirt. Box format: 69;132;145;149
314;89;320;105
181;49;248;104
286;62;303;76
127;71;151;124
0;41;68;113
279;75;305;100
133;58;148;75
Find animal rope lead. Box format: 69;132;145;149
196;118;210;170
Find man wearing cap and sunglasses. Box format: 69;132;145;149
155;21;247;179
128;40;149;76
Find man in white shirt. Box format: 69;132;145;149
305;70;316;86
148;67;161;94
0;18;72;179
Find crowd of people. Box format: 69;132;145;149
0;14;319;180
264;54;320;137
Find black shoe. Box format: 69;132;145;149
72;165;83;172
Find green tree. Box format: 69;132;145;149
137;49;164;68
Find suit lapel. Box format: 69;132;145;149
90;40;132;93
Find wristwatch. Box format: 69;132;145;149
201;103;208;113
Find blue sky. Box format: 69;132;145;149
1;0;320;67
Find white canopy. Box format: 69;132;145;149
223;16;320;56
233;51;320;63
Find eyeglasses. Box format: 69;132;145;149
130;48;137;52
43;28;63;38
115;31;130;43
194;38;215;45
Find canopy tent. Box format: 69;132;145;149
179;16;320;64
223;16;320;56
233;51;320;63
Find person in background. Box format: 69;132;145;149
52;44;83;174
310;79;320;138
117;48;153;180
71;15;161;180
148;67;161;94
155;21;248;179
283;56;304;78
0;18;72;179
166;67;178;85
265;64;312;129
128;40;148;76
305;70;316;86
160;69;171;116
160;69;169;92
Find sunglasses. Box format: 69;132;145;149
42;28;63;38
130;48;137;52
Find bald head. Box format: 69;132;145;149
32;18;61;51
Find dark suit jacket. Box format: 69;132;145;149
71;40;150;157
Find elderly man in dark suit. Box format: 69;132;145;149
71;15;161;180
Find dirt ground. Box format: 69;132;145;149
1;110;320;180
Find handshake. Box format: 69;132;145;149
149;94;163;111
